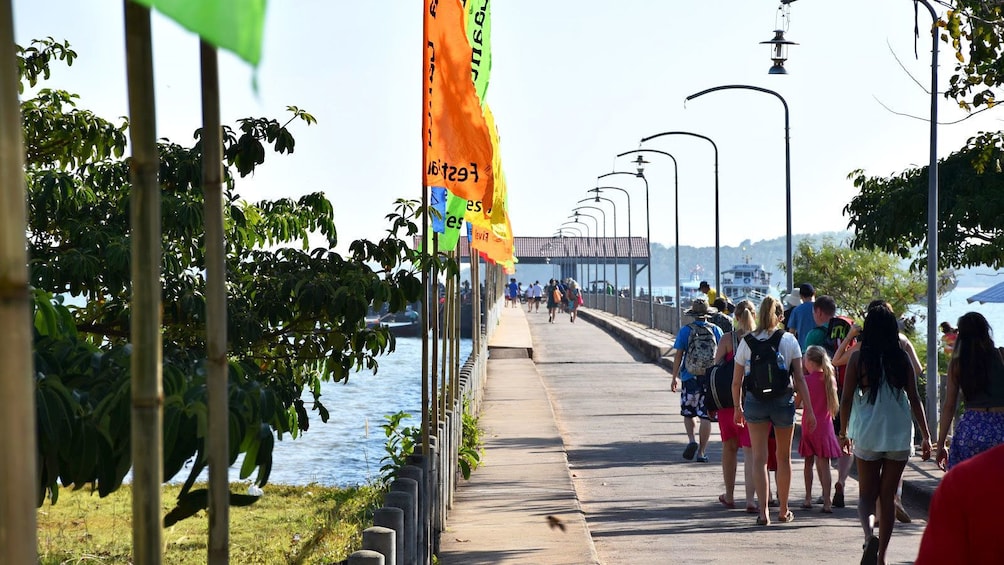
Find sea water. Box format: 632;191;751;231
167;337;472;488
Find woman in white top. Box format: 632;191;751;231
731;296;816;526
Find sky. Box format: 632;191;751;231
12;1;1002;256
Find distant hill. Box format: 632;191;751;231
650;231;853;294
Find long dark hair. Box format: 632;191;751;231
955;312;997;400
858;304;911;403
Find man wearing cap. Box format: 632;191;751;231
671;297;724;462
699;280;718;306
786;283;816;350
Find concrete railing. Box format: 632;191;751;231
346;297;499;565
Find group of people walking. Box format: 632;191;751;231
669;284;1004;564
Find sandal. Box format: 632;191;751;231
718;494;736;509
756;515;770;526
778;510;795;523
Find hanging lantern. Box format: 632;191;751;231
761;29;797;75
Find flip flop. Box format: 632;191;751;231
683;441;699;460
756;515;770;526
778;510;795;523
718;494;736;509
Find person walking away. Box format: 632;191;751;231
915;443;1004;564
671;297;724;463
781;290;800;334
787;283;816;349
939;321;958;358
839;304;932;565
935;311;1004;471
506;277;518;308
527;280;543;312
797;346;843;513
709;297;735;334
699;280;717;306
803;295;856;509
711;299;756;512
731;296;816;526
566;280;582;323
545;279;562;323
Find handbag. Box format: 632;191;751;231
700;359;736;411
576;292;584;306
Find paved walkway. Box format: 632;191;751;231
439;306;943;564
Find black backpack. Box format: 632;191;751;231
743;330;791;400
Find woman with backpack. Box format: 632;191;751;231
731;296;816;527
839;304;932;565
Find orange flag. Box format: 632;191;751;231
424;0;494;207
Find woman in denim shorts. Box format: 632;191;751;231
731;296;816;527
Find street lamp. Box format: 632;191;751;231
585;193;619;316
589;185;634;322
575;203;608;310
617;148;681;329
916;0;940;438
560;221;586;282
685;84;793;292
598;170;654;328
640;131;720;295
569;211;599;297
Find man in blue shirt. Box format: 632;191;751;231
671;297;724;462
787;283;817;350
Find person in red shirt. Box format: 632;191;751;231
915;443;1004;564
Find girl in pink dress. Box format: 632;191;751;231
798;345;843;512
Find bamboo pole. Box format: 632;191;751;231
431;233;439;440
200;41;230;564
0;2;38;562
124;3;163;562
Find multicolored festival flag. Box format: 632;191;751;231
423;0;494;208
466;0;492;103
128;0;266;65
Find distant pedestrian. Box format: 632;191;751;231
506;278;518;308
787;283;816;349
671;297;724;463
699;280;718;306
839;304;932;565
732;296;815;527
566;280;582;323
797;346;842;513
527;281;543;312
935;312;1004;471
545;279;562;323
709;297;735;334
939;321;958;358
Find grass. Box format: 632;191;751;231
37;482;385;564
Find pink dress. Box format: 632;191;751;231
798;370;843;459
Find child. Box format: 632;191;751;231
797;345;843;512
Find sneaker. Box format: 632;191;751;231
696;454;709;463
833;482;845;508
683;441;699;460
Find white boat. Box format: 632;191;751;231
721;259;772;305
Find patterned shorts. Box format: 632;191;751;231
948;410;1004;470
680;378;713;421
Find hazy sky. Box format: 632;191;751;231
12;1;1001;254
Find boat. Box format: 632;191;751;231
720;258;772;305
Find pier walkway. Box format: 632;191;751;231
438;306;943;565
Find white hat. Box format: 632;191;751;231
784;291;801;308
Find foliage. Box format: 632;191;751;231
789;238;930;319
21;39;452;511
458;400;483;480
844;152;1004;270
378;411;421;485
37;482;384;564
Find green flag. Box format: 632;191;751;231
466;0;491;102
438;192;470;252
129;0;266;66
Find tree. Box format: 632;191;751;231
789;238;929;319
22;38;443;511
844;1;1004;269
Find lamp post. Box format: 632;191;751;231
575;204;608;310
617;148;681;329
916;0;940;438
685;84;793;292
589;185;634;321
598;171;654;328
560;221;586;282
586;193;619;316
569;211;599;297
640;131;720;295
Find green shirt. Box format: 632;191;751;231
803;325;828;353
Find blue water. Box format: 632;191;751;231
168;337;472;488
